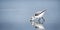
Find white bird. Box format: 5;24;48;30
30;9;46;21
30;9;47;30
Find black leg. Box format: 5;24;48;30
42;17;45;24
38;18;41;24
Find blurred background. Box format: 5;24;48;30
0;0;60;30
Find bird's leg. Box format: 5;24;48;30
41;17;45;24
38;18;41;24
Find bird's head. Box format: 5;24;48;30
35;9;47;16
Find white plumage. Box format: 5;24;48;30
30;9;47;30
31;9;46;20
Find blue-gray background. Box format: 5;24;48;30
0;0;60;30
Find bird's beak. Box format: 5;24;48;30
40;9;47;14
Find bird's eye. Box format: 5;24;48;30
35;14;39;16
